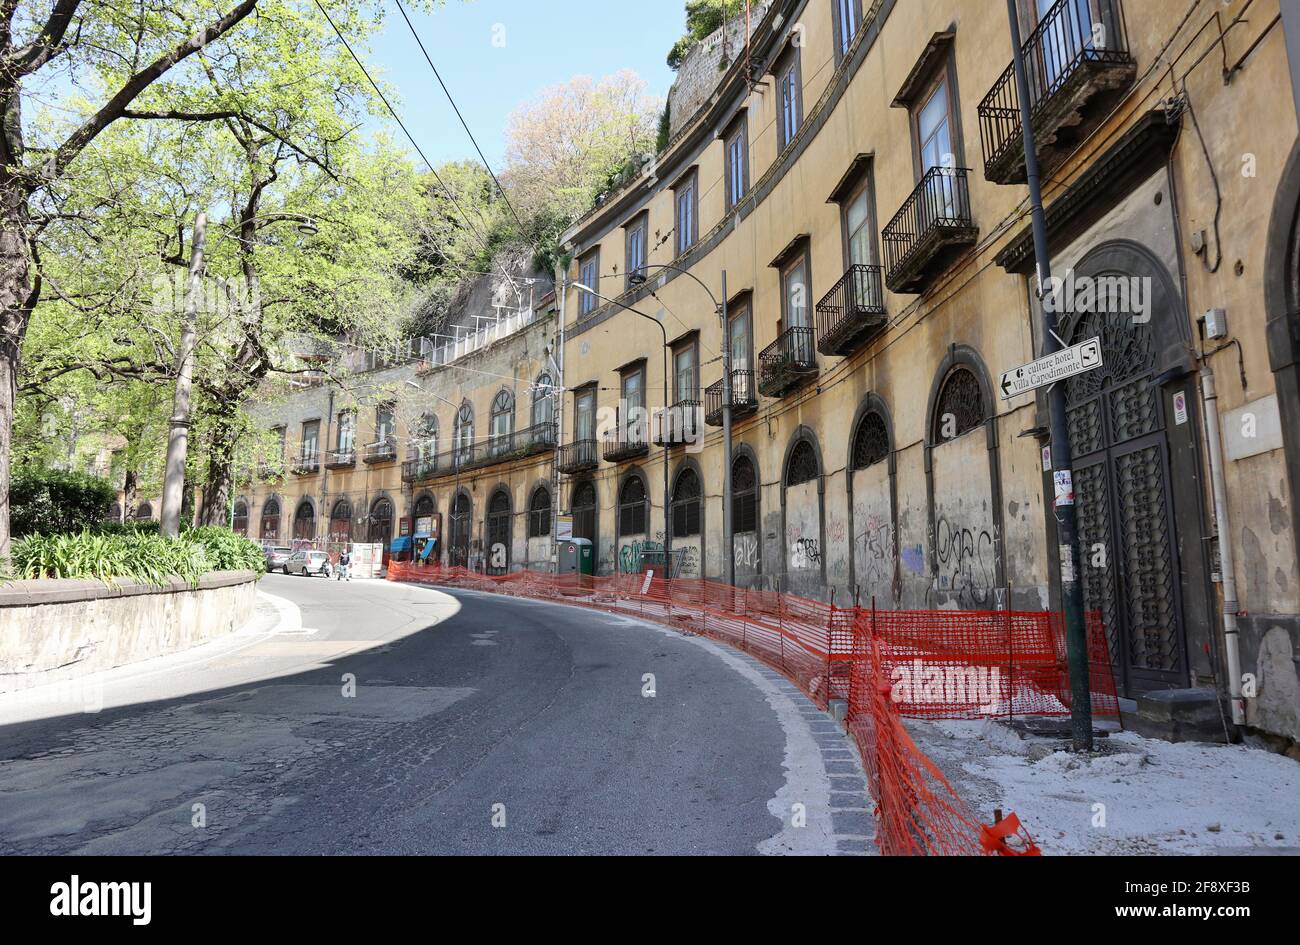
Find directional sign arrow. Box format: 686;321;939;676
1000;336;1104;400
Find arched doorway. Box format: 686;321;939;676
849;398;898;607
732;452;761;582
368;497;393;560
293;499;315;541
782;432;824;591
232;500;249;536
412;493;437;564
617;473;649;572
449;492;472;568
261;497;281;541
486;489;511;574
670;466;702;577
328;498;353;544
135;501;153;520
571;479;597;543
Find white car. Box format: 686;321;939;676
284;550;331;577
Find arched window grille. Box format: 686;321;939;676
619;475;648;535
528;486;552;537
932;367;986;442
732;456;758;534
786;440;819;487
671;468;702;537
851;410;890;470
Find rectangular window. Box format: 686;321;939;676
782;252;811;330
376;404;395;442
272;425;286;460
843;174;878;268
336;411;355;452
673;343;698;404
915;73;955;174
776;51;802;152
625;214;648;288
674;171;698;257
301;420;319;458
621;367;645;439
834;0;861;61
729;301;753;401
575;389;596;440
724;117;749;211
578;250;600;316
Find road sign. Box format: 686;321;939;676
999;336;1102;399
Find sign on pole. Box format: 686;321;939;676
999;337;1102;399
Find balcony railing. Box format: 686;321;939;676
291;452;320;475
977;0;1135;184
882;166;978;294
257;463;284;481
400;423;557;482
602;424;651;463
363;436;397;464
653;400;702;448
557;438;599;474
324;448;356;469
758;326;817;398
815;264;887;356
704;370;759;427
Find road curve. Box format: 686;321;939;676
0;574;873;855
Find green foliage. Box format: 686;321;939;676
9;525;265;585
10;469;117;538
667;0;733;70
657;103;672;153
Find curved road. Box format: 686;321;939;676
0;574;873;855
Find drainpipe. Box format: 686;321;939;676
1198;364;1246;727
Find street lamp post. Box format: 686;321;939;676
629;264;734;585
572;283;673;575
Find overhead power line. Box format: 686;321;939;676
392;0;528;235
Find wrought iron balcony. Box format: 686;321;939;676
401;455;442;484
602;424;650;463
815;264;887;356
557;438;599;474
704;370;759;427
882;166;978;294
324;448;356;470
977;0;1135;185
459;421;557;471
362;436;397;464
758;326;817;398
653;400;702;448
291;452;320;475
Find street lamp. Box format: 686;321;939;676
572;282;674;575
629;263;736;586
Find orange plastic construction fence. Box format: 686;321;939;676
387;562;1115;855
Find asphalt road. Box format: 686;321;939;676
0;574;872;855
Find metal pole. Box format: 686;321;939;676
721;270;734;586
552;269;567;573
160;211;206;538
1006;0;1092;751
661;336;671;573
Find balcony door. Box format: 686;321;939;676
915;75;957;220
575;389;595;441
729;303;753;401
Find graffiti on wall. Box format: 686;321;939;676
932;516;997;607
855;511;897;597
619;540;661;573
734;532;760;569
790;537;822;570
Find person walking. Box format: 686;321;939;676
337;549;352;582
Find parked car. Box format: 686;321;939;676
264;546;293;571
284;549;331;577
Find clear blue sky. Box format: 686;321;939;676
368;0;686;168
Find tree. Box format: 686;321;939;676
667;0;736;70
0;0;435;553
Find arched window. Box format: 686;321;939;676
786;439;819;487
490;389;514;455
454;400;474;464
932;366;986;442
412;413;438;461
732;455;758;533
368;497;393;546
619;475;648;535
486;489;512;574
528;486;552;537
851;410;890;470
293;500;315;540
135;501;153;520
232;500;249;536
108;502;122;522
532;373;555;428
413;494;435;518
671;467;701;537
261;497;281;540
328;498;353;543
571;480;597;541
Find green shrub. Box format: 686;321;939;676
9;526;265;585
11;468;116;537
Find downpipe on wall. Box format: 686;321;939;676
1198;364;1246;727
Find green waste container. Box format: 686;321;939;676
559;538;595;575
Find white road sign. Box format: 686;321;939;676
999;337;1102;399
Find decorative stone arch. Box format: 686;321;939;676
730;442;763;581
779;425;826;590
232;497;250;536
670;456;705;578
615;465;651;557
923;345;1006;608
490;388;516;449
846;392;899;607
527;481;553;538
1264;137;1300;560
260;494;283;541
327;497;354;544
531;372;556;428
367;493;395;553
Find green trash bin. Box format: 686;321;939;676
558;538;595;575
